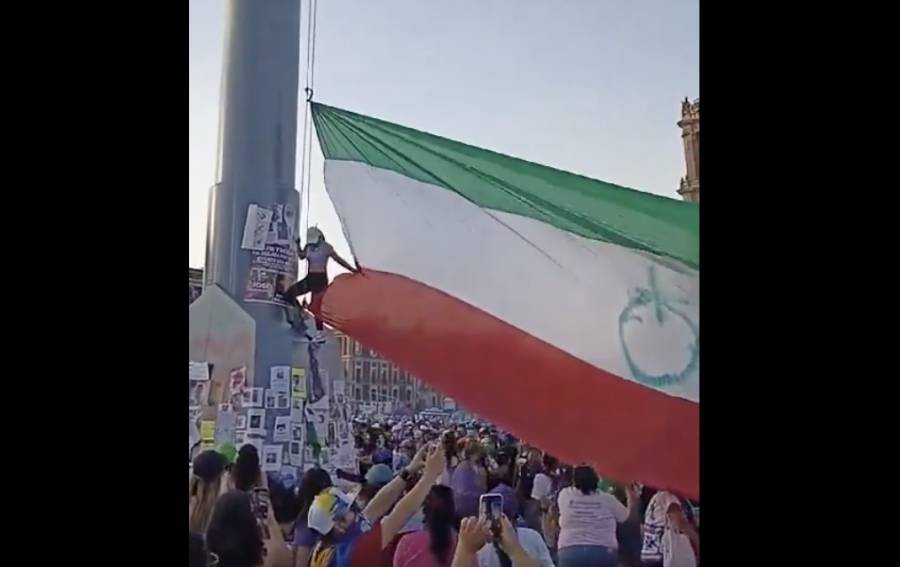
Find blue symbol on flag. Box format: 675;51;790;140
618;265;699;388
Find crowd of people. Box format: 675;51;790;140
189;418;699;567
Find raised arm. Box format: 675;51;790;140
362;444;427;523
295;239;309;259
257;473;293;567
625;483;640;522
330;250;359;273
496;516;540;567
380;444;446;548
450;517;490;567
263;511;293;567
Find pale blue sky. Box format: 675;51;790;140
189;0;698;269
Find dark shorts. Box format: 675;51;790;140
286;272;328;297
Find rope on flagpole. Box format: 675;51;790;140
299;0;318;240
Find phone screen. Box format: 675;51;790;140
480;493;503;536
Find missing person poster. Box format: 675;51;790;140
291;368;307;401
244;203;298;305
241;204;273;251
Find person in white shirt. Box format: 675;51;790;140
280;227;359;343
640;491;698;567
476;481;555;567
529;454;559;548
556;466;637;567
476;524;554;567
530;454;558;504
451;516;545;567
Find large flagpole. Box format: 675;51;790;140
191;0;302;451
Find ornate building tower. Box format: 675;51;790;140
677;98;700;203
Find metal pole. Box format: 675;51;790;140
207;0;301;294
195;0;302;451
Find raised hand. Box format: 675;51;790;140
406;443;429;474
496;515;525;556
457;517;491;555
423;442;448;481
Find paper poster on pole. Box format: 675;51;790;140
266;203;294;245
291;423;304;442
229;367;247;410
200;420;215;442
189;361;210;381
215;411;236;445
241;204;272;251
262;444;283;472
270;366;290;393
244;203;298;304
265;390;277;409
190;381;210;409
289;441;303;466
229;366;247;393
247;409;266;435
280;466;299;487
273;416;291;443
291;368;307;400
246;387;264;408
290;398;305;422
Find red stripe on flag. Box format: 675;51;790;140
316;270;698;498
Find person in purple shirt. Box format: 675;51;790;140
450;440;486;519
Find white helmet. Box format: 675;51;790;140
306;226;323;244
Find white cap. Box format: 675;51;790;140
307;487;356;535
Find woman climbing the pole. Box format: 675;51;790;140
281;226;359;343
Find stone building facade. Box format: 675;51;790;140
335;332;444;413
677;97;700;203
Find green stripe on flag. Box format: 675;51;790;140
312;103;699;269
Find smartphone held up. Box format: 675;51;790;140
479;493;503;538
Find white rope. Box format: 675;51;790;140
299;0;318;240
